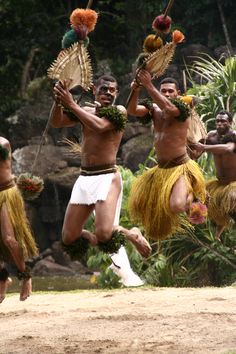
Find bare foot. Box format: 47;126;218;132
0;277;12;303
20;278;32;301
82;230;98;246
116;226;151;258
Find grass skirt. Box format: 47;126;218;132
0;186;38;262
206;179;236;227
128;160;206;240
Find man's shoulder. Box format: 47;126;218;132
83;105;96;114
207;130;217;139
116;104;127;115
0;137;10;147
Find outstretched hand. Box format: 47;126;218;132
53;80;74;108
191;142;205;153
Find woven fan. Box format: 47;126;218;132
47;42;93;91
144;41;176;78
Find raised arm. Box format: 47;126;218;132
52;81;120;132
49;101;77;128
137;70;180;118
126;81;150;117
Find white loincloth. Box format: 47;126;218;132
69;172;123;225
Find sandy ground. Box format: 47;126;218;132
1;286;236;354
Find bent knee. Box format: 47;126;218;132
170;199;187;214
62;229;79;245
95;227;113;243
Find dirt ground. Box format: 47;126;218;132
1;286;236;354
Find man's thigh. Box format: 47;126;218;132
95;172;121;231
63;203;94;235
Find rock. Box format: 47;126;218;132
32;259;76;276
12;144;69;176
121;132;154;172
122;122;152;143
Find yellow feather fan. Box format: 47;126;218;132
47;42;93;91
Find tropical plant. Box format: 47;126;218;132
84;158;236;288
187;54;236;131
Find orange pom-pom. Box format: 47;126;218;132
172;30;185;44
188;201;208;225
143;35;163;53
70;9;98;33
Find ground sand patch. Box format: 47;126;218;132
1;286;236;353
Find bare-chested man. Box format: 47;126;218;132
127;70;206;241
0;137;38;302
49;75;151;286
193;110;236;239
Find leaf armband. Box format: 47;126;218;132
97;106;126;131
98;230;126;254
17;265;32;280
170;98;191;122
136;98;153;124
61;237;90;261
63;107;79;122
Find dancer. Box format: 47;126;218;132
127;71;207;240
193;110;236;239
50;75;151;286
0;137;38;302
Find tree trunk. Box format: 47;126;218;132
20;48;40;99
216;0;233;55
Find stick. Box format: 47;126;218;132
125;62;146;108
30;116;52;176
163;0;174;18
86;0;93;9
182;69;187;93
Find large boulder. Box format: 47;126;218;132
121;131;154;172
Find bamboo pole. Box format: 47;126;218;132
86;0;93;9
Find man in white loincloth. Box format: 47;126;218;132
49;75;151;286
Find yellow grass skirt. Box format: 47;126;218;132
128;160;206;240
0;186;38;262
206;179;236;227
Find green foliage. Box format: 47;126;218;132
170;98;191;122
97;106;126;131
26;76;51;100
87;247;121;288
61;238;90;262
187;55;236;131
1;0;236;124
98;230;127;254
83;157;236;288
